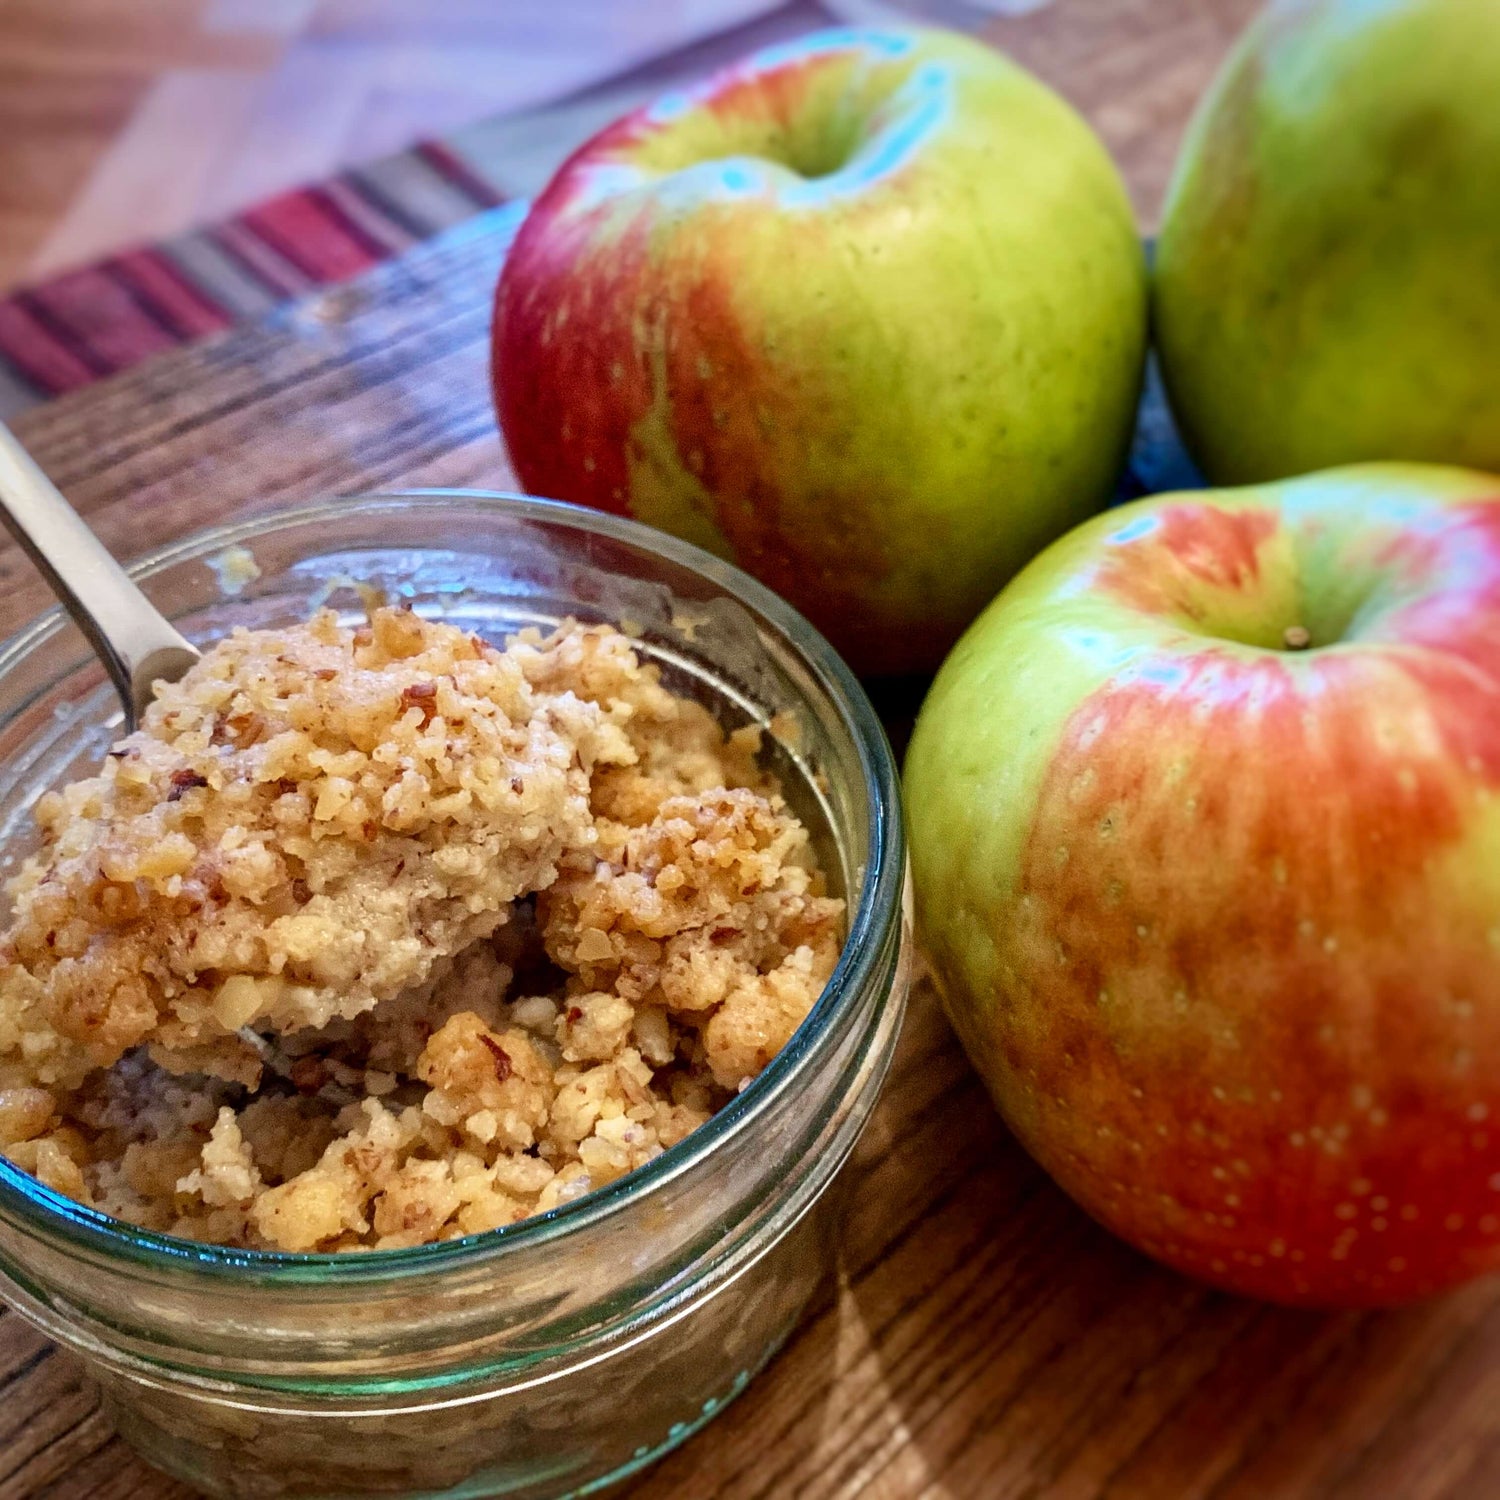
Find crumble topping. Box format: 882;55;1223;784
0;608;842;1251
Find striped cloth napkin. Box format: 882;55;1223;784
0;0;1022;418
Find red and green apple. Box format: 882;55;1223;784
493;26;1147;675
1154;0;1500;483
905;463;1500;1307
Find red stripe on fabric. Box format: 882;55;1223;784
306;181;407;259
14;271;180;375
107;249;234;338
414;140;505;209
91;266;184;342
0;146;500;400
0;300;106;394
236;189;384;283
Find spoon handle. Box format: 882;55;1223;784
0;424;199;731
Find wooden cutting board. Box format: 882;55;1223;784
6;3;1500;1497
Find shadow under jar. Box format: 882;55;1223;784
0;492;911;1500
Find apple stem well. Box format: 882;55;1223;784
628;33;935;188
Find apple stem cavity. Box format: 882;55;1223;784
1282;625;1313;651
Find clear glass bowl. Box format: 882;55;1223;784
0;492;910;1500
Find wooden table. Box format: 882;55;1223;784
7;3;1500;1496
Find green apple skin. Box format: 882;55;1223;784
1155;0;1500;485
494;27;1146;675
904;464;1500;1307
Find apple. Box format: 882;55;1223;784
1154;0;1500;485
492;26;1147;675
904;463;1500;1307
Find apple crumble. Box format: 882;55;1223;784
0;608;842;1251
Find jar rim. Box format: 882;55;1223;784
0;489;905;1283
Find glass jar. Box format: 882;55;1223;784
0;492;910;1500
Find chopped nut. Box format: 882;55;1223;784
168;769;209;802
399;682;440;724
0;613;843;1252
479;1035;513;1083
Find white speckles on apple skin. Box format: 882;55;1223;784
1078;714;1109;751
906;477;1500;1308
1069;766;1097;803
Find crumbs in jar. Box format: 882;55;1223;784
0;607;843;1250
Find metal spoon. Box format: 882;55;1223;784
0;421;199;732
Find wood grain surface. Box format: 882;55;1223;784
7;4;1500;1497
